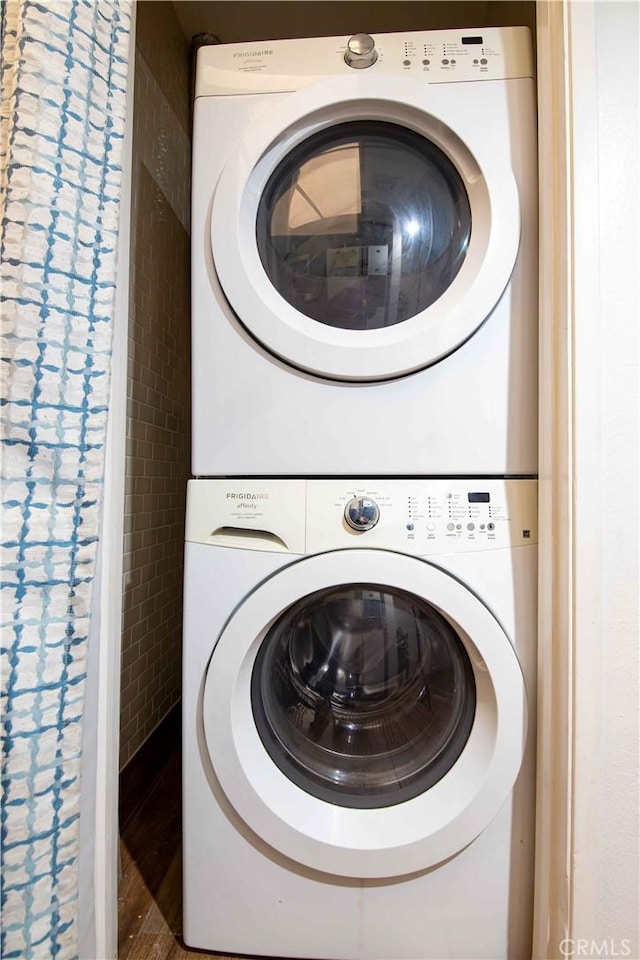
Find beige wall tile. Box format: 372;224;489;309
120;11;191;771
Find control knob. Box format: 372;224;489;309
344;496;380;532
344;33;378;69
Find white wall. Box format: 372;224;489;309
571;1;639;954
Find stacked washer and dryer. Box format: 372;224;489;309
184;27;538;960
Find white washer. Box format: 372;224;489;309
183;477;537;959
192;28;538;477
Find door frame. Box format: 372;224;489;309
533;2;610;956
88;7;136;959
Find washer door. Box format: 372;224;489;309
202;550;528;878
211;75;521;381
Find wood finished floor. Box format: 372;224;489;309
118;741;276;960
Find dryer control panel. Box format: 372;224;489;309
196;27;534;97
186;479;537;556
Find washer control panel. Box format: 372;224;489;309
307;479;537;555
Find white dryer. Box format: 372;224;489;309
192;28;538;477
183;477;537;959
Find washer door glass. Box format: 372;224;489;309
251;582;476;808
256;121;472;331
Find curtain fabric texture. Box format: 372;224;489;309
1;2;131;956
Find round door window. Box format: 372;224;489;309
251;582;476;808
256;121;472;331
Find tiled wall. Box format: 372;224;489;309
119;2;191;769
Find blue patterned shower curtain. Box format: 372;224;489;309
1;2;132;956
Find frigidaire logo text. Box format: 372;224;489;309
233;50;273;58
226;493;269;500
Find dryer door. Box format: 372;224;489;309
211;75;522;381
202;549;528;878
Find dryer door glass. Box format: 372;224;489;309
251;583;476;808
256;121;472;331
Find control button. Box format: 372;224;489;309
403;59;411;66
426;522;435;531
345;33;378;69
480;58;488;64
447;522;455;531
467;523;475;531
480;524;486;530
473;59;479;64
406;522;415;531
451;58;456;64
456;523;462;530
442;58;449;64
487;522;495;531
344;496;380;531
422;59;430;65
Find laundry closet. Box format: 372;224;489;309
119;3;537;958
